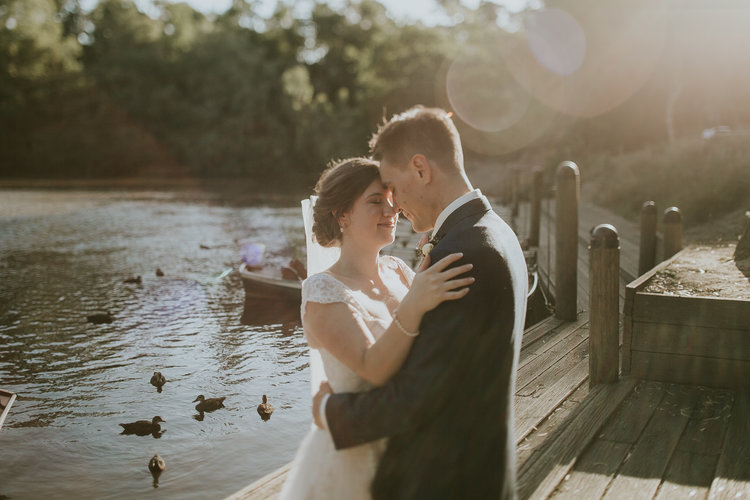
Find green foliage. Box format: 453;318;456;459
0;0;747;226
0;0;81;110
588;135;750;227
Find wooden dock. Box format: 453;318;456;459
227;171;750;499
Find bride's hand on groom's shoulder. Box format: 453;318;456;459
401;253;475;321
312;381;333;429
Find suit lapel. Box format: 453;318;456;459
433;196;493;242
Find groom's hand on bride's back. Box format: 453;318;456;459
313;381;333;429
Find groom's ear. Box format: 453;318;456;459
410;154;432;185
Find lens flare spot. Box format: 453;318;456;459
525;8;586;76
499;1;667;118
446;54;530;133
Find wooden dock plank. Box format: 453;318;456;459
516;383;590;468
517;378;637;500
515;349;589;442
677;387;735;456
655;450;717;500
518;314;589;389
602;384;698;500
597;380;666;444
225;464;290;500
522;316;566;350
708;393;750;500
548;439;631;500
655;386;735;499
517;328;589;398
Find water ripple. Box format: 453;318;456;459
0;191;310;499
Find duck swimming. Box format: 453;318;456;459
257;394;274;421
119;416;165;436
150;371;166;390
148;454;166;474
87;311;114;324
193;395;226;412
123;275;142;284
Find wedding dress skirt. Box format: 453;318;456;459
280;425;386;499
279;257;413;500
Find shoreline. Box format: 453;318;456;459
1;177;743;244
0;176;293;190
0;177;311;218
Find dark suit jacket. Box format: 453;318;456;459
326;196;528;500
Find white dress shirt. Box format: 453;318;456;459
431;189;482;239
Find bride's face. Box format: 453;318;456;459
342;179;398;249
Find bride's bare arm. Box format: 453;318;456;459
305;253;473;387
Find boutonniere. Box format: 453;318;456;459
415;234;443;259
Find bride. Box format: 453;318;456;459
279;157;474;499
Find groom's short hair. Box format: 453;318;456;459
369;105;464;173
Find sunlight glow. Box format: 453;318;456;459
525;8;585;76
446;54;530;133
500;2;668;118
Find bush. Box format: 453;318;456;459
587;135;750;227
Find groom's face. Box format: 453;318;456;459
379;158;431;234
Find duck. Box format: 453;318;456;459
257;394;274;421
87;311;114;324
155;268;164;277
150;371;166;390
193;395;226;412
123;275;142;284
148;454;166;474
119;416;165;436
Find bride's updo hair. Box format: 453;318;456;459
313;157;380;247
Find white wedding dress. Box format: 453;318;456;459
278;255;414;500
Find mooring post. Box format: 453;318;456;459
663;206;682;260
638;201;657;275
511;166;520;218
528;167;542;247
589;224;620;385
555;161;579;321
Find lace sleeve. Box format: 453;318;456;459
382;255;415;286
301;273;355;323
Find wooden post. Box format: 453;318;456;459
511;166;520;217
528;167;542;247
734;211;750;261
589;224;620;385
555;161;579;321
638;201;657;275
663;207;682;260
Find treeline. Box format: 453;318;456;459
1;0;749;193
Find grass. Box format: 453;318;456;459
585;135;750;229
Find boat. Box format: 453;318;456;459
239;262;303;305
0;388;17;430
238;252;544;320
238;217;547;325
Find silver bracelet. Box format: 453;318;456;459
393;311;419;337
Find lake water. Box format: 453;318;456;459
0;189;313;499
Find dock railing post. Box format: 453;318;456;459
511;166;520;218
555;161;579;321
589;224;620;385
663;206;682;260
528;167;542;247
638;201;657;275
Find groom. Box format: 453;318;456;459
313;105;528;499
